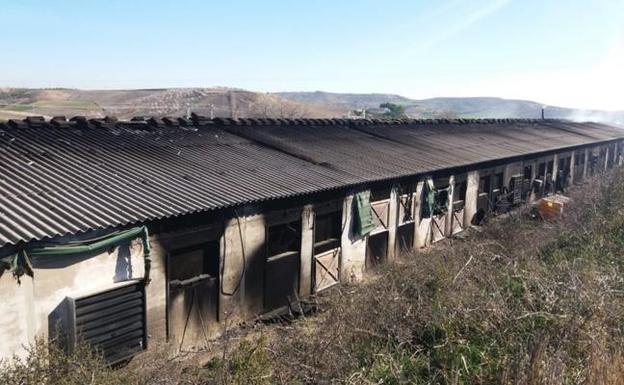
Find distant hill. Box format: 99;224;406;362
276;91;624;125
0;88;343;120
1;88;622;125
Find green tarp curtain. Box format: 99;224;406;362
423;179;449;218
354;190;376;237
1;226;152;284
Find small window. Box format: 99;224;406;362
479;175;491;194
493;172;504;191
314;211;342;254
370;187;391;202
399;194;414;223
454;181;466;203
267;220;301;257
170;241;220;282
420;183;433;219
398;184;416;223
538;162;546;178
433;187;449;216
524;165;532;180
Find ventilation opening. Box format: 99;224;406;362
370;187;391;201
72;283;146;365
314;211;342;255
420;182;433;219
169;241;219;282
538;162;547;179
453;180;466;210
367;231;388;268
522;166;533;200
397;222;415;252
399;194;414;223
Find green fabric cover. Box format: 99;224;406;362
0;250;33;283
354;191;376;237
28;226;149;257
426;188;436;217
1;226;152;284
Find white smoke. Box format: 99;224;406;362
568;109;624;127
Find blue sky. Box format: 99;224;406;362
1;0;623;110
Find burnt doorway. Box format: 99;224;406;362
264;220;301;312
367;231;388;267
397;184;416;253
451;178;467;234
167;241;220;352
313;211;342;292
367;188;392;265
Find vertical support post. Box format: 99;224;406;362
413;181;423;247
551;154;558;194
528;160;538;203
387;185;399;260
444;175;455;237
569;151;575;185
463;170;479;227
583;148;589;179
299;205;314;297
604;146;610;171
503;164;512;191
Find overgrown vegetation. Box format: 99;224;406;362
0;339;136;385
4;170;624;384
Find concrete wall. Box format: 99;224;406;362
0;272;36;359
0;237;148;359
464;171;479;227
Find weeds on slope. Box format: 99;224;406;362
0;339;138;385
258;170;624;384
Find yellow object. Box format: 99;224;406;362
536;195;571;220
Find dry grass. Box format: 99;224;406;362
255;169;624;384
3;170;624;384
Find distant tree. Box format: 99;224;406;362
379;103;407;118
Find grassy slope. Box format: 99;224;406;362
3;171;624;384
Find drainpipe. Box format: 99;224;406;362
583;148;589;178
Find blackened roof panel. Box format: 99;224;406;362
0;118;622;247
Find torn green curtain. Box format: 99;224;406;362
354;191;376;237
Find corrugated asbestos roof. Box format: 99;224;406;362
0;116;622;247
